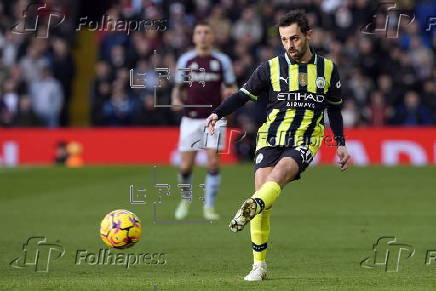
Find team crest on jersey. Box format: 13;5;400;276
316;77;326;89
210;60;220;71
298;73;308;87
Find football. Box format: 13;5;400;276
100;209;142;249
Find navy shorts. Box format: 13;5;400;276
254;146;314;180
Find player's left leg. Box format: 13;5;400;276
239;158;300;281
203;118;226;220
203;148;221;220
244;167;273;281
175;117;204;220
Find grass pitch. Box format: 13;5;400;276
1;165;436;290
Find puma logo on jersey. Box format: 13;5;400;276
279;77;289;84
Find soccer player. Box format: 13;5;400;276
206;12;351;280
172;22;237;220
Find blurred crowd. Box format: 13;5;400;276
0;0;74;127
0;0;435;129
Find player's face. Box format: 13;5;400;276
279;24;312;61
193;25;214;50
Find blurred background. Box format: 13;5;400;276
0;0;435;166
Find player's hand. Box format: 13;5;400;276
206;113;219;135
336;146;351;171
171;97;183;111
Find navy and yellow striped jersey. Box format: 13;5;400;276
240;52;342;155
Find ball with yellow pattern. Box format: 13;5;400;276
100;209;142;249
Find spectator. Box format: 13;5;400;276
2;80;19;114
54;141;68;165
2;0;435;128
0;56;7;84
364;91;392;126
1;31;23;67
209;5;232;49
377;75;399;106
98;8;129;61
0;94;12;126
19;43;49;83
133;94;169;126
12;96;41;127
30;66;64;127
341;99;360;128
102;85;136;126
232;7;263;45
8;65;28;96
393;91;433;126
421;79;436;122
51;38;75;126
91;61;112;126
348;68;372;106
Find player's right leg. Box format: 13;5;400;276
235;146;313;281
175;117;203;220
229;155;300;231
175;151;196;220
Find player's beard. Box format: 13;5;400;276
288;40;309;63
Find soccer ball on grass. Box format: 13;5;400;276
100;209;142;249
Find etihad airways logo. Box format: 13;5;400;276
277;92;325;108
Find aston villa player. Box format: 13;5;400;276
172;21;237;221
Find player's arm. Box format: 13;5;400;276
206;61;270;134
220;54;238;100
171;83;186;111
172;54;190;111
326;64;351;171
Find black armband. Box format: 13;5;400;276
213;91;251;119
327;106;346;146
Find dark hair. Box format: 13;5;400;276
278;12;311;34
194;20;210;29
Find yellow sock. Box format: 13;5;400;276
252;181;281;213
251;207;271;263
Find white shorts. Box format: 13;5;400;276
178;117;227;152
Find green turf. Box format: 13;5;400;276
1;165;436;290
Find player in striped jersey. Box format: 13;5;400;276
206;12;351;281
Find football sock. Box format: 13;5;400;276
204;170;221;208
251;207;271;263
252;181;281;214
178;171;192;201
